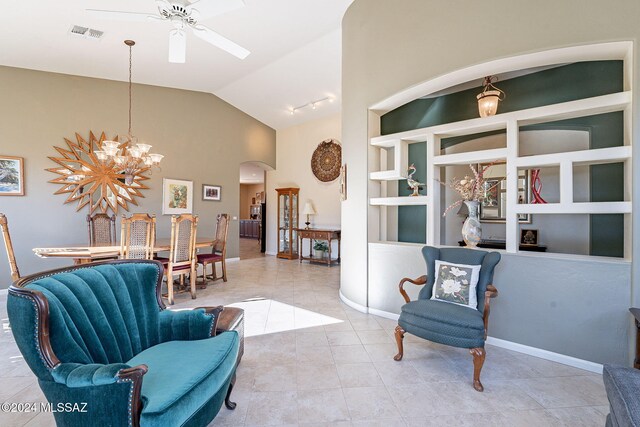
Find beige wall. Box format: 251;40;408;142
0;66;275;285
240;183;264;219
341;0;640;364
341;0;640;307
266;113;341;255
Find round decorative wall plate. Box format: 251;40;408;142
311;139;342;182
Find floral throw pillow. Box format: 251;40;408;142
430;260;481;309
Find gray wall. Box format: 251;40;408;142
0;66;275;287
341;0;640;364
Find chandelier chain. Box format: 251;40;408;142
128;42;133;137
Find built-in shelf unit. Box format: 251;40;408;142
369;90;632;258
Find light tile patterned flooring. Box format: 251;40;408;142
0;257;609;426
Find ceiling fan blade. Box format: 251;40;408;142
187;0;245;20
86;9;155;22
168;29;187;63
191;25;250;59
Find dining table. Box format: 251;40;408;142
33;238;215;265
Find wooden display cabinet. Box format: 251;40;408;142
276;187;299;259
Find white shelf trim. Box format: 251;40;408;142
369;171;406;181
514;145;631;168
433;148;508;166
512;201;632;214
369;196;429;206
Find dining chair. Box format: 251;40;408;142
87;213;117;246
0;213;20;282
160;214;198;305
197;213;229;288
120;213;156;260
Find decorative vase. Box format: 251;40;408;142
461;200;482;247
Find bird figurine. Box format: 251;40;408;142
406;163;425;196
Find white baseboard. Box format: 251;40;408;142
485;336;603;374
265;251;277;256
226;257;240;263
339;290;368;313
368;307;399;321
0;289;7;296
361;305;602;374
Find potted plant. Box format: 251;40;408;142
313;240;329;259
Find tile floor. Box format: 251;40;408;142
239;237;264;260
0;256;609;426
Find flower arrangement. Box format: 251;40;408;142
443;163;497;216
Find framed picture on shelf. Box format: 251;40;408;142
202;184;221;201
162;178;193;214
477;162;531;223
0;155;24;196
520;229;538;246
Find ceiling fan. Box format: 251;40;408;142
87;0;250;63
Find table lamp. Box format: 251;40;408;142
302;201;316;229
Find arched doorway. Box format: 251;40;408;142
239;161;273;259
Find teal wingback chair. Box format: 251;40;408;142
394;246;501;392
7;260;240;427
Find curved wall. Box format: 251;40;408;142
341;0;640;364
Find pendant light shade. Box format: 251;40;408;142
476;76;505;118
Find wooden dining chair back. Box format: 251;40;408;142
120;214;156;260
0;213;20;282
197;213;229;287
87;213;117;246
164;214;198;305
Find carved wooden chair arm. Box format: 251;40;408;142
483;284;498;340
398;275;428;303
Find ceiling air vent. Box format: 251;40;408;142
69;25;104;40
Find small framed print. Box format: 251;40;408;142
0;156;24;196
202;184;221;201
163;178;193;214
520;229;538;246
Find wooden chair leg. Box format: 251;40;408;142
393;325;405;361
470;347;486;392
167;270;174;305
225;373;237;410
190;266;196;299
222;258;227;282
212;262;218;280
197;262;207;290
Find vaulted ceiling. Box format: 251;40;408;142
0;0;353;129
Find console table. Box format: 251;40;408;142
296;228;341;266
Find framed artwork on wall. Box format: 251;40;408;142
163;178;193;214
0;156;24;196
202;184;221;201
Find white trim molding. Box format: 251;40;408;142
485;337;602;374
339;290;368;313
364;306;603;374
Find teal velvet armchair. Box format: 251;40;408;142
7;260;240;427
394;246;501;392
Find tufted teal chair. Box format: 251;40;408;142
394;246;501;392
7;260;240;427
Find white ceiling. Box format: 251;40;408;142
0;0;352;129
239;162;269;184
